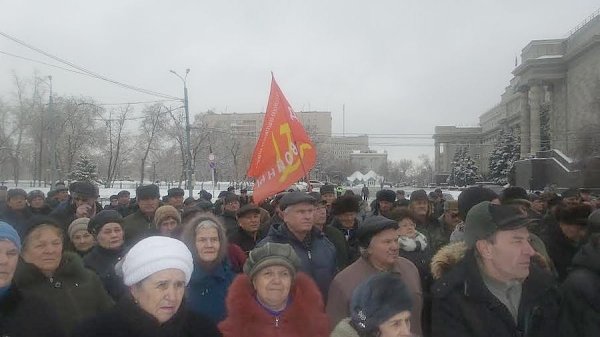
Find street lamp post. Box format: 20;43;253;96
170;69;193;197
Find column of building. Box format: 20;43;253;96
528;84;544;156
519;88;531;158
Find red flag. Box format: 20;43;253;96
247;75;316;202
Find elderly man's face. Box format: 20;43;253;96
476;227;536;282
284;203;315;235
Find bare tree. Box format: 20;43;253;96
139;104;167;184
103;105;131;187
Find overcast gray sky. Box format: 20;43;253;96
1;0;598;162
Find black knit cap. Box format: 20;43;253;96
356;216;399;248
88;210;123;235
136;184;160;200
376;189;396;203
350;272;413;334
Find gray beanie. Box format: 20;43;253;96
243;243;301;280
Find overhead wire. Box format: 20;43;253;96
0;30;181;100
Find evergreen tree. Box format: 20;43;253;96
447;147;481;187
488;130;520;185
69;155;99;182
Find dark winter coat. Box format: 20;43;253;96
322;224;350;270
227;226;266;255
0;207;33;239
29;204;52;216
73;296;221;337
123;210;154;246
186;261;236;323
330;217;361;265
0;283;65;337
50;199;102;230
559;241;600;337
14;251;114;334
416;217;447;253
258;223;337;299
219;210;238;237
83;245;127;301
218;272;330;337
544;226;581;282
430;242;560;337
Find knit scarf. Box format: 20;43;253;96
398;231;428;252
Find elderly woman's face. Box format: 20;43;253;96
159;218;179;236
252;265;292;311
97;223;124;250
195;227;220;263
71;230;95;252
378;311;411;337
22;226;63;277
130;268;186;324
0;240;19;287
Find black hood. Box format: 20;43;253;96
571;242;600;274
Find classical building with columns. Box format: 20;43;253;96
434;10;600;187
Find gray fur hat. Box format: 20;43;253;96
350;272;413;334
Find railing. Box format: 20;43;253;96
567;7;600;38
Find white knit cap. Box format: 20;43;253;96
121;236;193;286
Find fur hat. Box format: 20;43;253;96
167;187;185;197
69;181;99;198
6;189;26;201
350;273;413;334
501;187;530;207
120;236;193;286
458;186;498;220
376;189;396;203
332;195;360;215
88;210;123;235
153;205;181;228
410;189;428;202
243;242;301;280
557;204;591;226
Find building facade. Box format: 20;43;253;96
349;150;388;175
433;10;600;185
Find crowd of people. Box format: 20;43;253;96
0;181;598;337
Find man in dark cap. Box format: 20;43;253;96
116;190;133;217
27;190;51;215
559;209;600;336
369;189;396;218
219;192;241;236
50;181;100;229
166;187;185;211
123;184;160;245
431;201;560;337
409;189;447;252
562;188;581;207
0;189;33;237
327;215;423;335
103;195;119;211
258;191;337;300
227;204;266;254
320;184;337;210
312;192;350;270
450;186;500;242
239;188;249;206
544;204;592;281
329;195;361;264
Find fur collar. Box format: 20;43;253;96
219;272;329;337
16;251;89;286
430;241;468;280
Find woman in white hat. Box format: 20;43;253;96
73;236;221;337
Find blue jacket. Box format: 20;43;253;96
258;223;337;300
186;261;235;323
